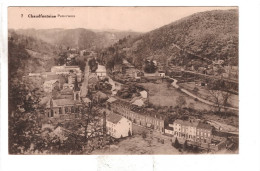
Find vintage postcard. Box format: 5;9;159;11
8;6;239;155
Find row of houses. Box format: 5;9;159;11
51;65;82;81
107;97;227;150
170;119;212;144
107;98;165;133
166;119;227;150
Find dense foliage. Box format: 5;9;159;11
143;60;157;73
100;9;238;69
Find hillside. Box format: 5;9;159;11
13;28;140;50
8;31;60;75
103;9;238;69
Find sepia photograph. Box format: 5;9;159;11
8;6;239;155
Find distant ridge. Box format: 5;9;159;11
11;28;140;50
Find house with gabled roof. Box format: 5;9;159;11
106;113;132;139
43;79;60;93
171;119;213;147
45;98;82;118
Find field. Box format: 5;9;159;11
138;82;212;111
179;82;239;108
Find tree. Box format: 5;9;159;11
173;138;180;149
128;129;132;137
183;140;188;151
176;96;187;109
88;58;98;72
193;87;199;94
206;88;232;113
57;52;67;65
142;131;147;139
144;60;157;73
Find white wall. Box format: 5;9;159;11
115;118;132;138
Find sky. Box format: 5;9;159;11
8;6;237;32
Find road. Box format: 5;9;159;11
167;76;238;112
80;60;90;97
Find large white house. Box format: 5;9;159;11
106;113;132;139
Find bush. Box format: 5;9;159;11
142;131;147;139
183;140;188;151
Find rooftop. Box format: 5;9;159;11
174;119;199;127
60;88;73;95
107;97;118;103
46;99;81;108
44;79;59;85
96;65;106;73
197;122;212;130
107;113;123;124
82;97;91;103
111;99;166;120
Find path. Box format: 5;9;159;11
80;60;90;97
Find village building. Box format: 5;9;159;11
42;72;58;79
106;97;118;107
63;83;74;90
96;65;107;79
45;74;82;118
106;113;132;139
45;98;82;118
164;126;174;136
171;119;213;148
140;90;148;99
51;65;82;81
57;87;74;100
172;119;199;143
196;122;213;144
68;72;77;84
158;71;166;78
43;79;60;93
108;99;165;133
82;97;92;107
28;73;41;77
132;99;145;107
